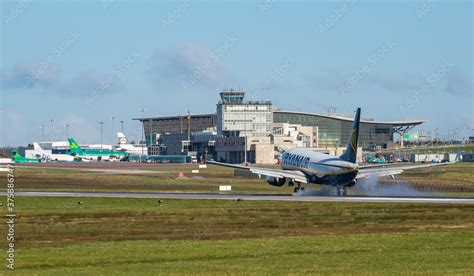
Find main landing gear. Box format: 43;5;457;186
289;180;305;193
336;186;347;196
293;183;305;193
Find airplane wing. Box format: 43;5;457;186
207;161;309;183
358;162;405;169
357;160;458;180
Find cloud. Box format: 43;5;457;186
0;62;60;89
151;43;228;88
1;63;122;98
445;69;472;96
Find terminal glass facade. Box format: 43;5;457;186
273;111;394;150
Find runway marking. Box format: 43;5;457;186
2;191;474;204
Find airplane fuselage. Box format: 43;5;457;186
281;148;359;187
39;153;76;162
70;150;126;161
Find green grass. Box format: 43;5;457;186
1;163;473;273
1;165;295;194
12;231;474;274
2;163;474;195
388;163;474;191
1;197;473;274
9;197;474;246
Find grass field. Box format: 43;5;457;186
1;197;473;274
2;164;295;194
380;144;474;155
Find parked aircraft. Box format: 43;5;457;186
68;138;128;161
33;143;76;162
116;132;148;155
12;151;40;163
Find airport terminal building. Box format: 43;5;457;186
135;90;424;164
273;111;423;150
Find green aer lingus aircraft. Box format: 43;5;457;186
12;151;41;163
68;138;128;162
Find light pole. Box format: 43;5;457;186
99;122;104;149
120;121;124;133
140;109;146;158
112;116;115;143
447;129;450;145
187;111;191;153
66;123;70;138
150;119;154;149
50;119;54;142
244;110;247;164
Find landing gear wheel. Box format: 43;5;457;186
336;186;347;196
293;183;305;193
288;180;295;187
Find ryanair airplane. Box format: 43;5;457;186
209;108;459;196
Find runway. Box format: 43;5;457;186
3;190;474;204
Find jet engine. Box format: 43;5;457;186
266;176;286;187
346;180;357;187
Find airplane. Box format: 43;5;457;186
67;138;128;162
208;107;460;196
11;151;41;163
0;157;13;164
33;143;77;162
116;132;148;155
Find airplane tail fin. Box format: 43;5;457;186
454;143;462;162
68;138;82;151
117;132;128;144
12;151;22;161
340;107;361;164
33;143;46;157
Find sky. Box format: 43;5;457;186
1;0;472;146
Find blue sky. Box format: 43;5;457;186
1;0;472;146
